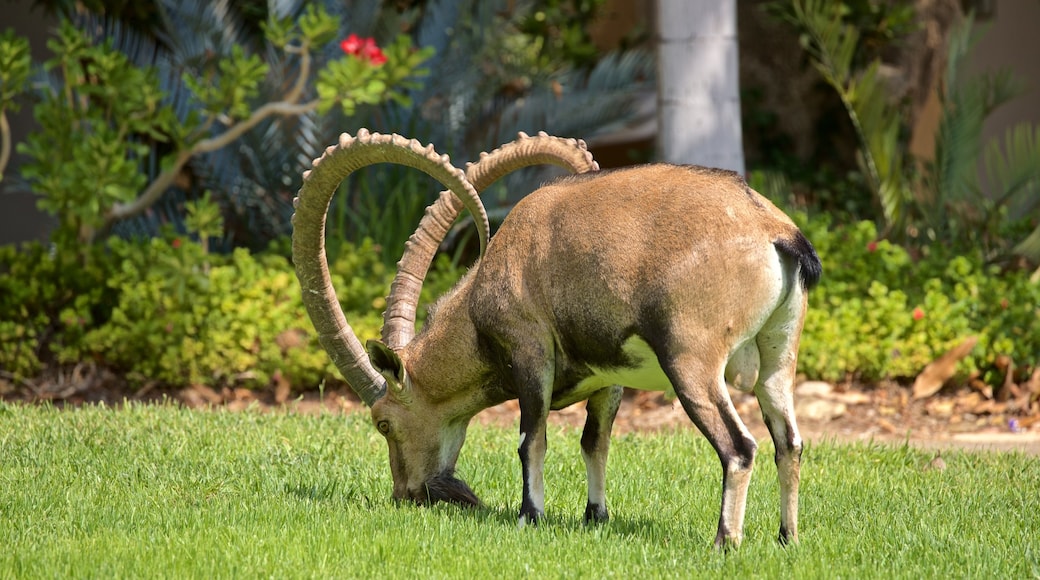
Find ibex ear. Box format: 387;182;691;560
366;339;404;384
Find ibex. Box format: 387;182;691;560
292;129;821;548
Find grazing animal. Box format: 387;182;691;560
292;130;821;548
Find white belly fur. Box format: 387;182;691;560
577;336;673;395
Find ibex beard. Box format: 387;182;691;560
293;130;821;549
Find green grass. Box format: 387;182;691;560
1;402;1038;579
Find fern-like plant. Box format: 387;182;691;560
788;3;1040;266
786;0;911;236
924;14;1038;263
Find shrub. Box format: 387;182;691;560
797;214;1040;384
0;236;463;390
0;243;119;379
2;220;1034;393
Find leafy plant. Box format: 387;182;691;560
796;213;1039;385
14;5;431;251
919;14;1035;260
785;4;1040;265
0;242;121;379
0;28;31;182
785;0;912;235
184;190;225;254
517;0;611;69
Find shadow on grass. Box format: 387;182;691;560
442;501;689;541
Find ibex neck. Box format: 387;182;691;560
405;276;493;409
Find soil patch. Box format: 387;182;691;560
3;366;1038;454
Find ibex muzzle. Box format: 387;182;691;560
292;130;821;549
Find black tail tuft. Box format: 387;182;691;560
774;231;822;290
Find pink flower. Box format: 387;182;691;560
172;238;182;249
340;34;363;55
866;240;878;253
912;307;925;321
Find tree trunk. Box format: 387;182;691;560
656;0;745;174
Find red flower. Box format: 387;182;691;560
340;34;363;55
361;38;387;65
866;240;878;253
171;238;182;249
339;34;386;65
1000;298;1009;309
912;307;925;321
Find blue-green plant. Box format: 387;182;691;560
925;15;1040;263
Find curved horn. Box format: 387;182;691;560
292;130;488;406
381;131;600;350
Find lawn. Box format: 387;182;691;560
1;402;1038;578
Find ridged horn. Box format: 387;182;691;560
381;131;600;351
292;130;488;406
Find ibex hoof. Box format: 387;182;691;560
778;526;798;546
517;508;543;528
583;502;609;524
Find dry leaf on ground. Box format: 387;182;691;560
912;336;979;400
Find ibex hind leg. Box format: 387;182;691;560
753;294;807;546
581;385;623;523
664;354;757;550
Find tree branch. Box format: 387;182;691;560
105;49;318;225
0;111;10;181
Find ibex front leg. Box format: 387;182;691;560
515;356;554;526
581;385;623;523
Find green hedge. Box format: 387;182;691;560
798;214;1039;385
1;220;1036;390
0;236;461;389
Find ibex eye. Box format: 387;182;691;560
376;420;391;435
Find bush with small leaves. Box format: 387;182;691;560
797;214;1039;385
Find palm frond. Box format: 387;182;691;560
1012;224;1040;263
985;123;1040;213
789;0;908;232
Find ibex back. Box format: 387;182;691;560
292;131;821;549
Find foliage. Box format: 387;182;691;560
12;5;430;251
796;213;1040;384
784;0;912;235
0;234;464;389
183;190;225;253
317;34;432;116
0;242;120;379
2;405;1039;577
922;16;1040;263
517;0;610;69
16;21;182;249
77;238;327;388
0;28;31;182
784;4;1040;264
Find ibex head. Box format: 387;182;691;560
293;129;821;549
292;129;599;508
